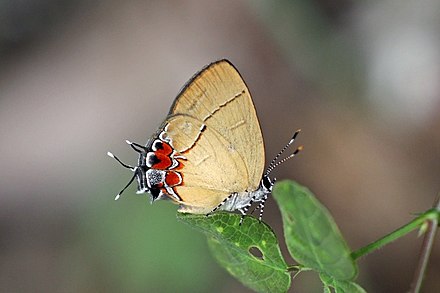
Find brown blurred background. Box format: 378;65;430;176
1;0;439;292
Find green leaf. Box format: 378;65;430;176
320;273;366;293
177;212;291;293
273;180;357;280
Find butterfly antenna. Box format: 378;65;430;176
266;146;303;176
265;129;302;176
126;140;147;153
114;171;137;200
107;151;135;171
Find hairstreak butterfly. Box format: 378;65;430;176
108;60;302;223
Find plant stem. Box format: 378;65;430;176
408;196;440;293
286;264;311;273
351;207;439;260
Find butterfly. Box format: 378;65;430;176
108;60;302;223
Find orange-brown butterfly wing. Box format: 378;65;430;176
161;60;265;213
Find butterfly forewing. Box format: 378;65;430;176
170;60;264;188
145;60;265;213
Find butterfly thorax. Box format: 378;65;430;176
218;175;274;212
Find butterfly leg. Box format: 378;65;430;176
206;193;236;217
254;194;269;222
238;194;258;225
238;208;247;225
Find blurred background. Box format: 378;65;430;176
1;0;439;292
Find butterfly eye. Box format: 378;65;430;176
262;176;273;191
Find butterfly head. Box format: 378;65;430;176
261;175;275;193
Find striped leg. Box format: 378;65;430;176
256;194;269;221
238;208;247;225
239;195;257;225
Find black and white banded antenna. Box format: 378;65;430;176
265;129;303;176
107;151;138;200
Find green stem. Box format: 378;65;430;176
351;208;439;260
409;196;440;293
286;264;312;273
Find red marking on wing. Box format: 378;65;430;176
175;159;185;170
156;141;173;155
165;171;182;187
152;153;172;170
